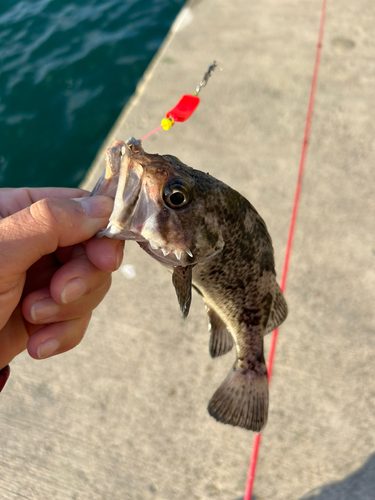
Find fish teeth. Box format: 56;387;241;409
186;249;193;258
148;240;170;257
174;249;182;261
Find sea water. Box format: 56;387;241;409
0;0;185;188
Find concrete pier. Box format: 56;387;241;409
1;0;374;499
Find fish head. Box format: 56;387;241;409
97;137;224;266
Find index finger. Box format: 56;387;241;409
0;188;90;218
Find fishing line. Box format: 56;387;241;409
141;61;217;141
244;0;328;498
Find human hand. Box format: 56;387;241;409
0;188;123;389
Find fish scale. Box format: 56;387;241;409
90;137;288;432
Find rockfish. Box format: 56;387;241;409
91;137;288;432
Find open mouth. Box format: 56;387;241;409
97;224;192;267
136;240;191;267
95;139;193;267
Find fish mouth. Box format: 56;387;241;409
137;241;193;267
97;137;193;267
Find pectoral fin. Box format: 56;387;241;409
172;266;193;318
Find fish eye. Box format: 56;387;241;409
163;181;191;209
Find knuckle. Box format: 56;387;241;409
99;274;112;296
30;198;65;231
74;314;92;344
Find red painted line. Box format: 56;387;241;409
244;0;328;498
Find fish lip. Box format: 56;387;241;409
106;141;145;230
125;137;144;156
96;223;146;241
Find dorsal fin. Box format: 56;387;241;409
172;266;193;318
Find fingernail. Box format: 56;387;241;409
37;339;60;359
31;298;60;322
73;196;113;218
116;243;124;270
61;278;87;304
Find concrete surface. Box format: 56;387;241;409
1;0;375;499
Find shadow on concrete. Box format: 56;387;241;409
299;453;375;500
233;497;256;500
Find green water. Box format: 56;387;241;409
0;0;185;188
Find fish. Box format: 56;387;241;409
90;137;288;432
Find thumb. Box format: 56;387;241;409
0;196;113;279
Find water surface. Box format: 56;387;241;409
0;0;185;188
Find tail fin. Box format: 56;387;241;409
207;361;269;432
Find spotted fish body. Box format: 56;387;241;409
91;138;288;432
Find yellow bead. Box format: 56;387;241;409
161;117;174;130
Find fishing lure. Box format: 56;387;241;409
141;61;217;140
